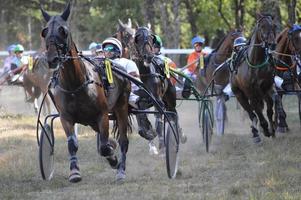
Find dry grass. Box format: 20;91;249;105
0;95;301;199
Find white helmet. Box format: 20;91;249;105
102;37;123;57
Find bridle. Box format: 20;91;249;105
134;27;154;63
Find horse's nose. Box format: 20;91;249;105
48;56;60;68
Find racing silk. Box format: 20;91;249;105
11;55;29;68
113;57;140;92
186;51;206;74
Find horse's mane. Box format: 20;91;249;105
276;27;289;44
211;34;228;54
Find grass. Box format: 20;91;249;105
0;96;301;199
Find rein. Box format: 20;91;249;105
51;54;103;94
246;50;270;69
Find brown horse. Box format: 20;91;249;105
40;3;131;182
273;25;301;132
23;53;52;114
196;29;243;135
231;14;276;143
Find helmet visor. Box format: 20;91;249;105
103;45;115;52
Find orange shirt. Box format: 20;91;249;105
187;51;206;74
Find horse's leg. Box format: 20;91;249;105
251;97;270;138
264;92;275;137
214;84;227;136
60;117;81;183
164;81;187;144
232;87;260;143
97;111;118;168
115;103;129;181
274;92;288;133
33;97;38;114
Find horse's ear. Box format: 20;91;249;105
256;12;263;20
287;23;293;29
134;21;139;29
147;22;151;30
61;1;71;21
40;5;51;22
118;19;125;29
127;18;132;28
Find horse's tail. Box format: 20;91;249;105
111;115;133;139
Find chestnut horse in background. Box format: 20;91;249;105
273;25;301;132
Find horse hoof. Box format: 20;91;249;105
149;142;159;155
69;169;82;183
107;155;118;169
116;169;126;181
138;129;157;141
108;138;118;150
253;136;261;144
276;126;289;133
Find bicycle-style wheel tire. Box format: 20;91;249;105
165;120;179;179
97;132;101;154
39;124;54;180
298;95;301;124
203;108;213;153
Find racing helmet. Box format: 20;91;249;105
102;37;123;57
191;36;205;47
233;37;247;48
14;44;25;53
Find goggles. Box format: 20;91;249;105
103;45;115;52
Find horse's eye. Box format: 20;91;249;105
58;26;68;38
41;27;48;38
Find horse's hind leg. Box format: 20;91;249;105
251;97;270;138
60;118;81;183
274;93;288;133
97;112;118;168
264;93;275;137
164;81;187;144
232;87;260;143
115;107;129;181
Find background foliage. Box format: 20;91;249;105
0;0;300;51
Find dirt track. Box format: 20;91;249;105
0;88;301;199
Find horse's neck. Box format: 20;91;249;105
60;43;87;88
277;37;293;65
214;41;232;62
248;35;266;64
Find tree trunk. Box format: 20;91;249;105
287;0;296;24
143;0;156;30
183;0;198;36
234;0;245;29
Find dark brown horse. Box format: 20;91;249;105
231;14;276;143
40;3;131;182
273;25;301;132
196;29;243;135
132;27;186;151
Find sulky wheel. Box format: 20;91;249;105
165;120;179;179
39;123;55;180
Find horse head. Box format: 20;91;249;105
288;24;301;56
254;14;276;50
116;19;136;49
134;27;155;65
40;2;72;69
